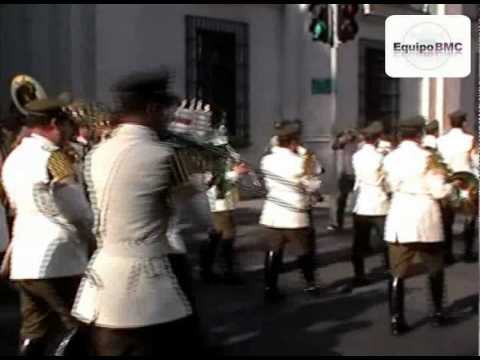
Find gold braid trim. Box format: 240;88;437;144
47;150;76;182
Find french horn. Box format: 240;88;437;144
426;149;479;217
10;74;47;115
446;171;478;218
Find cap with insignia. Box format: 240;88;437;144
424;119;439;133
24;96;71;116
274;120;301;137
360;121;384;136
399;115;426;130
113;69;178;110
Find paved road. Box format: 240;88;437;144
0;200;477;356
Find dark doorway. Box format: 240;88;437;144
186;16;249;147
359;39;400;136
197;30;237;135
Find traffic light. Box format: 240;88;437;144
337;4;359;43
308;4;331;44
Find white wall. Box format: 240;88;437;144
94;4;284;165
444;4;478;133
0;4;95;113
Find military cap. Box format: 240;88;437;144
113;69;178;105
398;115;426;129
424;119;439;132
448;110;467;122
274;119;294;130
360;121;384;136
24;96;71;115
275;121;301;137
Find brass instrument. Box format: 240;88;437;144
302;149;318;177
10;74;47;115
446;171;478;218
63;100;112;140
426;149;478;217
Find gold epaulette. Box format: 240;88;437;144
48;150;76;182
0;181;6;205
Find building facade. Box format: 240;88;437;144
0;4;477;192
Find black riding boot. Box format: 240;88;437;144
352;256;369;287
221;239;243;285
389;277;410;335
383;245;390;272
18;338;47;357
463;218;477;263
264;250;285;303
429;271;450;327
200;233;222;283
298;253;319;294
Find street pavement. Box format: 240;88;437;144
0;199;478;356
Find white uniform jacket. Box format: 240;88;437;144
72;124;192;329
206;169;240;213
2;134;90;279
422;134;438;150
260;147;321;229
383;141;453;244
352;144;390;216
437;128;475;173
167;174;213;254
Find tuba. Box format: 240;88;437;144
11;74;48;115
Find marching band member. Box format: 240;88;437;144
351;121;390;287
328;129;359;231
71;71;201;355
383;115;457;336
1;98;94;356
260;122;322;302
202;155;250;284
436;111;477;263
422;119;439;151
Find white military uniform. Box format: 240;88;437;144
2;134;90;279
206;170;240;213
383;141;453;244
260;146;321;229
0;154;9;253
167;174;213;253
422;134;438;150
72;124;192;329
353;144;390;216
437;128;475;173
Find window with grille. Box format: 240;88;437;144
359;39;400;135
186;16;250;147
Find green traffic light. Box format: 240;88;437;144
313;21;327;39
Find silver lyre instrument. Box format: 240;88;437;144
167;101;321;212
167;99;221;186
